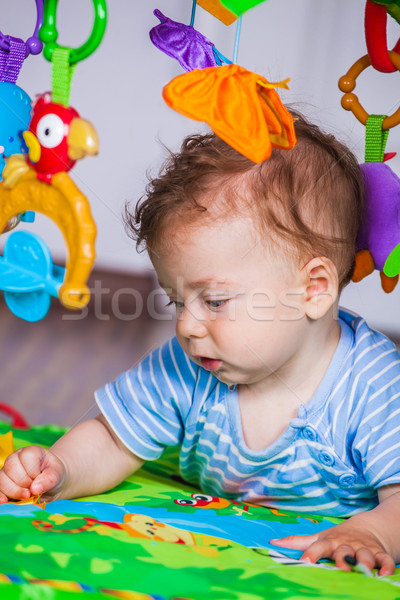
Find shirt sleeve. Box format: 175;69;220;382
95;337;198;460
352;349;400;489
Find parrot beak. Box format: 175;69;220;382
67;118;99;161
23;131;41;163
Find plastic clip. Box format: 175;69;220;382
40;0;107;65
338;52;400;130
0;0;43;57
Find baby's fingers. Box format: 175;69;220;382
270;533;319;552
372;551;396;577
1;450;39;498
0;468;31;504
0;446;59;502
300;541;357;569
18;445;47;481
334;546;373;572
300;539;334;564
0;475;30;501
30;464;64;497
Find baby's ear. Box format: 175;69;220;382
302;257;339;320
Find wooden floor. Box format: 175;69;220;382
0;270;175;428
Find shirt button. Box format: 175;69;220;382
302;426;318;442
318;450;335;466
338;473;356;488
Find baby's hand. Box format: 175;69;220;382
0;446;66;503
270;517;396;576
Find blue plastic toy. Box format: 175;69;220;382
0;0;43;177
0;82;32;178
0;230;65;322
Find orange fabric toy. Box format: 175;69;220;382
163;64;297;163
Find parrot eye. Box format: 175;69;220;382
192;494;213;502
175;498;197;505
36;114;65;148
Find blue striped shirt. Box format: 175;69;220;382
95;308;400;517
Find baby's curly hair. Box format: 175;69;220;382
126;110;364;290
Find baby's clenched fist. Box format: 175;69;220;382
0;445;66;502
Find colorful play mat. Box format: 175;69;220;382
1;421;400;599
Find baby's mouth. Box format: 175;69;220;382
199;357;222;372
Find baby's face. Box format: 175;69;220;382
152;215;310;388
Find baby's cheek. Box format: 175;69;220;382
213;317;242;345
277;289;307;322
244;291;277;323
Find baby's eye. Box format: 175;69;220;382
206;299;228;309
166;299;184;310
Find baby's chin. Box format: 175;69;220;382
212;369;238;388
214;368;264;388
200;359;254;387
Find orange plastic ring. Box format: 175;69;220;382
338;52;400;130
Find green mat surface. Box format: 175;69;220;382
1;422;400;600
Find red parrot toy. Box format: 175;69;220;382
23;93;99;183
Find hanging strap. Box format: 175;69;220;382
51;47;76;106
232;15;242;63
0;37;26;83
191;0;242;64
364;114;389;162
190;0;197;26
213;46;232;65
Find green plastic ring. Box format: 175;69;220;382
39;0;107;65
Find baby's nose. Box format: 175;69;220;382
176;305;207;339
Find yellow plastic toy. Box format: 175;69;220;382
0;431;13;468
0;161;96;311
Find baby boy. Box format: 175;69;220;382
1;111;400;575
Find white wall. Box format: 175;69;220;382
1;0;400;333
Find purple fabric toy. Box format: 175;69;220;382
149;9;219;71
358;162;400;274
